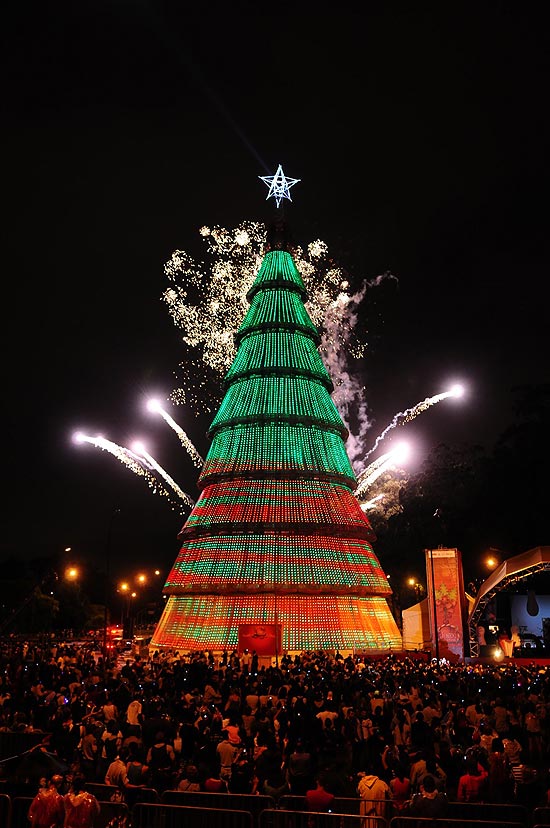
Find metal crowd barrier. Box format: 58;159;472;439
84;781;117;799
132;801;254;828
444;802;529;826
84;780;160;805
161;789;275;826
389;817;526;828
259;810;386;828
532;807;550;827
279;795;362;814
0;794;11;827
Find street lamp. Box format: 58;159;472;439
118;582;129;627
407;578;424;602
127;591;137;638
102;508;121;663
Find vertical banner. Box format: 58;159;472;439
238;623;282;656
425;548;466;661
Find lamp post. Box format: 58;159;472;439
119;582;129;628
407;578;424;603
102;508;120;664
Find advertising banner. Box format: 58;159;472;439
425;548;466;660
238;623;282;656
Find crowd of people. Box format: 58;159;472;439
2;638;550;825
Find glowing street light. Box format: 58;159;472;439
407;578;424;601
485;548;504;571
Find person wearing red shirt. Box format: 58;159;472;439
63;774;101;828
28;774;65;828
305;776;335;812
457;757;488;802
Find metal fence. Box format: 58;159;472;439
389;817;526;828
132;802;254;828
259;810;386;828
161;789;275;826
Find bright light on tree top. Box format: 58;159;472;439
259;164;300;208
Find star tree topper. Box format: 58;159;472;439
259;164;300;208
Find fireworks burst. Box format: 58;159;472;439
163;223;376;426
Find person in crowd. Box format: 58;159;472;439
229;746;255;793
260;764;290;803
524;701;543;763
305;774;335;812
177;763;201;791
216;729;240;784
101;692;119;725
146;730;176;793
502;730;523;766
98;719;123;781
63;773;100;828
285;737;315;795
479;720;499;755
492;698;511;737
409;773;448;819
410;710;433;753
50;714;81;768
389;761;412;813
27;773;65;828
203;767;228;792
126;694;143;732
391;705;412;749
357;763;391;828
465;699;484;729
487;736;511;803
79;721;99;781
415;750;447;792
254;731;283;790
104;746;131;790
457;756;489;802
126;740;149;787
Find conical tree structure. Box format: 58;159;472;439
151;230;402;653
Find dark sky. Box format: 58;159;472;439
2;3;548;582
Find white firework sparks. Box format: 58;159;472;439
73;432;192;514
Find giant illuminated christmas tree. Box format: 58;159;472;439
150;168;402;654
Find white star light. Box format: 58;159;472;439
259;164;300;208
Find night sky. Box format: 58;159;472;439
2;3;548;582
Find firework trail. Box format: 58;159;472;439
356;451;393;486
360;494;385;511
132;443;195;508
355;443;410;499
73;433;191;512
361;386;464;465
147;400;204;468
